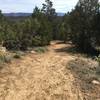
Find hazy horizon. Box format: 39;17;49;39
0;0;78;13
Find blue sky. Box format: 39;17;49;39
0;0;78;13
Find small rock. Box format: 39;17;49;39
92;80;100;85
31;50;36;54
0;46;7;52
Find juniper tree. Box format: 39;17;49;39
68;0;100;54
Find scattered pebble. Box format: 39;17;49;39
31;50;36;54
92;80;100;85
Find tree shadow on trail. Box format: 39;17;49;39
54;43;99;57
54;44;81;55
55;41;65;44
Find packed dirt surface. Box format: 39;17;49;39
0;41;94;100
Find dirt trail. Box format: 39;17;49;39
0;41;83;100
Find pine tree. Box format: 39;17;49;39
68;0;100;54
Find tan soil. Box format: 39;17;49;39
0;41;83;100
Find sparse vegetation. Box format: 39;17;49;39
13;54;21;59
0;52;12;63
95;55;100;64
95;55;100;75
68;58;100;99
34;47;48;53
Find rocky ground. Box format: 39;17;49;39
0;41;99;100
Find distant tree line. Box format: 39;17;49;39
0;0;100;55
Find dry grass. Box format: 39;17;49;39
0;51;12;64
68;57;100;100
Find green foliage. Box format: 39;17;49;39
32;36;42;46
32;4;53;46
66;0;100;54
42;0;56;17
13;54;21;59
95;55;100;64
95;55;100;75
0;0;100;56
34;47;48;53
0;0;58;51
0;0;55;50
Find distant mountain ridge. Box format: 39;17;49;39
3;12;65;17
57;13;65;16
3;13;32;17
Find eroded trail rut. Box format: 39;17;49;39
0;41;83;100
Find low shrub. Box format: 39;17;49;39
0;52;12;63
3;39;21;50
13;51;25;59
13;54;21;59
32;36;42;46
95;54;100;64
95;55;100;75
34;47;48;53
